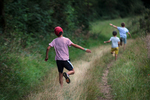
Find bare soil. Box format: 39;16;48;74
97;61;113;100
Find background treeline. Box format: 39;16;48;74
0;0;150;100
1;0;146;36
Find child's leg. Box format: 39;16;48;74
123;38;127;50
111;48;113;54
115;54;117;61
63;60;74;84
67;69;75;75
124;44;126;50
115;47;119;60
59;72;63;88
64;60;75;75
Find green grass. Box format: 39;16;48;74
0;17;140;100
76;17;133;99
83;52;114;100
84;37;150;100
108;38;150;100
78;17;150;100
90;18;129;37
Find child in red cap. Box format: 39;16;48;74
45;26;91;88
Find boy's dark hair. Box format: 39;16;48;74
112;31;117;36
121;22;125;27
57;32;62;37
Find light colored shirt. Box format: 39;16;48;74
117;27;129;38
49;37;73;60
110;36;120;48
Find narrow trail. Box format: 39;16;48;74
97;39;134;100
97;61;113;100
27;45;110;100
26;39;134;100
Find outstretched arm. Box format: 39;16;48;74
104;40;111;43
45;46;51;61
71;43;91;53
127;32;132;38
110;23;117;28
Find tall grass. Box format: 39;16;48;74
0;17;135;100
108;37;150;100
80;17;150;99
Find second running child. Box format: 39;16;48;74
104;31;120;61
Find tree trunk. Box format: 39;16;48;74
0;0;6;34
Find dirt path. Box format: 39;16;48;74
26;45;110;100
97;39;134;100
26;40;135;100
97;61;113;100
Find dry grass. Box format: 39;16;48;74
25;45;110;100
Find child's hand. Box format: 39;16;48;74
110;23;113;26
104;41;106;43
45;58;48;61
86;49;91;53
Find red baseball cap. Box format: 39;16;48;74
54;26;63;36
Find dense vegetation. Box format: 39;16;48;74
0;0;150;99
0;0;145;35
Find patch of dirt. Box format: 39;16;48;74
97;61;113;100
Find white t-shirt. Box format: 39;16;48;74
110;36;120;48
49;37;73;60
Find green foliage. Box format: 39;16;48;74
3;0;145;38
139;9;150;33
5;0;53;34
0;33;55;100
129;9;150;38
96;0;144;19
0;48;52;100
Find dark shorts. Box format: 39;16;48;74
120;37;127;44
56;59;74;73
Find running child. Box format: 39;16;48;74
45;26;91;88
109;22;132;50
104;31;120;61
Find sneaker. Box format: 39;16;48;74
63;72;70;84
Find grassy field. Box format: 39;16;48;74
108;37;150;100
87;18;150;99
1;16;149;100
25;17;143;100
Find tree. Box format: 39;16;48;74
0;0;5;33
